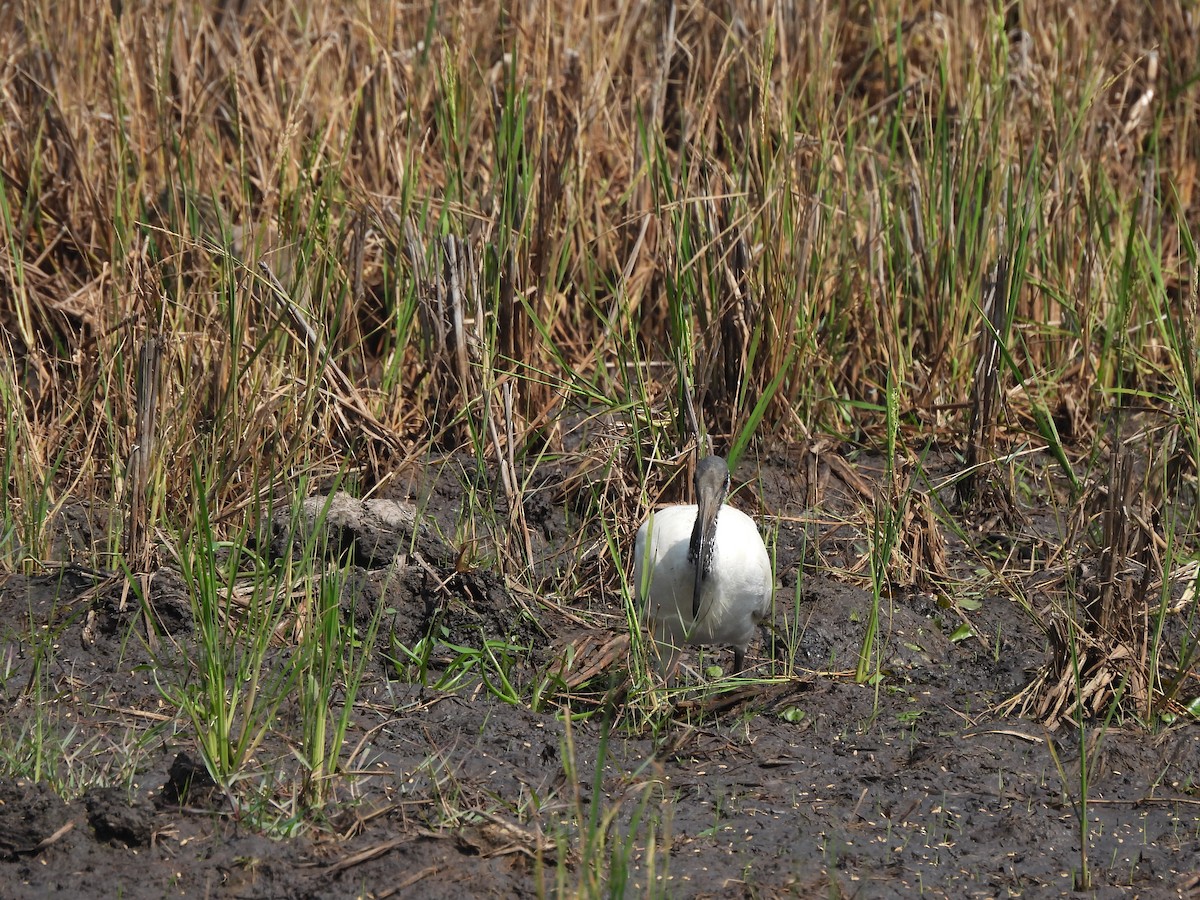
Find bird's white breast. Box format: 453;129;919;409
634;503;772;650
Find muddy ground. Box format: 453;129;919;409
2;449;1199;898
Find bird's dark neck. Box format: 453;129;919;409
688;509;716;574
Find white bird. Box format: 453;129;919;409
633;455;773;677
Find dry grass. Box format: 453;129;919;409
2;0;1200;728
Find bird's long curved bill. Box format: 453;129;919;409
691;491;720;618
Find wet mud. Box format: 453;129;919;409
2;452;1199;898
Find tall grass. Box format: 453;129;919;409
3;2;1194;546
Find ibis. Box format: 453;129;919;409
633;455;773;677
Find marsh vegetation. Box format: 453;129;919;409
2;1;1200;895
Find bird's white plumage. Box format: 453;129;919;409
634;500;772;676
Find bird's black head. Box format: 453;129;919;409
693;455;730;508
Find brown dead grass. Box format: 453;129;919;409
3;0;1200;722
